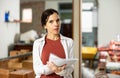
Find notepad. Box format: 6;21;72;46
49;53;78;67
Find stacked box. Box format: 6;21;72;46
20;49;30;54
8;51;22;69
0;68;10;78
8;62;22;69
22;60;33;69
9;69;35;78
0;60;9;68
8;49;31;69
9;50;20;62
19;49;30;61
27;55;33;60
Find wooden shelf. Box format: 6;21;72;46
0;52;32;61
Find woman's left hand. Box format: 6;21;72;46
47;61;66;73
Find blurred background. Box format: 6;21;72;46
0;0;120;78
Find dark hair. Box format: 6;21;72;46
41;8;59;27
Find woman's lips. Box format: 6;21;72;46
54;28;59;31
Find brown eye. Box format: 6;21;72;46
56;19;60;22
49;20;53;23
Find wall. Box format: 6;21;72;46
98;0;120;45
20;0;72;35
0;0;20;58
20;1;45;34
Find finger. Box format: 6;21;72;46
60;66;65;70
62;64;66;68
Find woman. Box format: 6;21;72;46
33;8;74;78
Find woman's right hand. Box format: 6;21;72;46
47;61;66;73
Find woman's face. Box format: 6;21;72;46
45;13;61;35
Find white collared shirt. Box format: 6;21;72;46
33;34;74;78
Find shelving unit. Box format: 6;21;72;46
0;52;32;61
97;40;120;75
98;40;120;62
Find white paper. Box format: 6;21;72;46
49;53;78;67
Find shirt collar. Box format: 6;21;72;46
40;34;66;42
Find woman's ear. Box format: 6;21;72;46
44;26;47;29
44;26;47;32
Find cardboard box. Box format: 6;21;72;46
0;68;10;78
0;60;9;68
9;50;20;62
8;62;22;69
10;69;34;78
22;60;33;69
9;50;21;56
20;49;30;54
27;55;33;60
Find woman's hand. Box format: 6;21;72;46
47;61;66;73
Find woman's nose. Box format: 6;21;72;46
54;21;59;26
